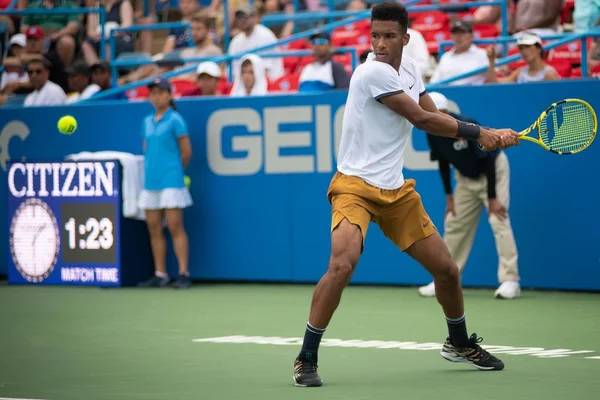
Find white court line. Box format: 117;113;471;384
0;397;48;400
585;356;600;360
192;335;600;360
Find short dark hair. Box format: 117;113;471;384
371;2;409;33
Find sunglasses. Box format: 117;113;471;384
312;38;329;45
27;68;44;75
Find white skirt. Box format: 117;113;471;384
138;188;193;210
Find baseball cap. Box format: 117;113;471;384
310;31;331;42
148;77;172;92
9;33;26;48
517;31;542;46
450;20;473;33
90;61;111;72
66;61;91;76
235;4;256;18
25;26;45;39
429;92;449;111
196;62;221;78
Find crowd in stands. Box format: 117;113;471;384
1;0;599;106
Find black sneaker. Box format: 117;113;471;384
440;333;505;371
173;274;192;289
137;275;171;287
293;356;323;387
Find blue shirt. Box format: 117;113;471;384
142;108;188;190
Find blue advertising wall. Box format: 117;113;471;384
1;79;599;290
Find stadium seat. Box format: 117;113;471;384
268;73;300;92
423;30;452;54
297;56;315;70
126;86;149;100
217;78;232;95
283;56;300;74
115;52;152;71
547;40;591;66
170;79;198;97
473;24;499;39
549;61;573;78
411;11;449;32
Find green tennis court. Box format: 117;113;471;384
1;282;599;400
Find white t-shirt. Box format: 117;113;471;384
337;56;425;190
405;28;432;76
430;44;489;86
66;84;101;104
24;81;66;107
228;24;284;81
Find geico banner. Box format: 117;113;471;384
0;81;599;290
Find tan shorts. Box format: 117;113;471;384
327;172;437;252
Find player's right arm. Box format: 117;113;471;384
362;62;518;150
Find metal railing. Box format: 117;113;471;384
80;11;372;102
261;0;508;38
0;7;107;59
427;30;600;89
427;29;600;90
108;21;193;84
109;46;358;83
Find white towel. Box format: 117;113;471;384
65;151;146;221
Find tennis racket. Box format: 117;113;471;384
483;98;597;154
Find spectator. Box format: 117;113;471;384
137;78;193;289
2;26;69;93
228;4;284;81
230;54;267;96
511;0;564;36
429;21;489;86
21;0;80;67
82;0;134;64
90;61;127;100
298;31;350;93
65;60;100;103
0;34;29;91
181;61;222;97
0;0;28;35
406;25;432;79
587;19;600;71
574;0;600;33
178;13;223;81
486;32;560;83
23;58;66;106
162;0;201;55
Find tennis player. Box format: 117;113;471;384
293;3;520;387
418;92;521;300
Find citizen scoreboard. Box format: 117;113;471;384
6;160;152;286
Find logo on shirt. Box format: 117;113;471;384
453;139;469;151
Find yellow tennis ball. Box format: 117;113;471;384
58;115;77;135
184;175;191;188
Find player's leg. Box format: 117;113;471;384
379;181;504;370
139;208;171;287
406;233;504;370
294;188;373;387
165;208;191;289
481;152;520;298
419;174;484;297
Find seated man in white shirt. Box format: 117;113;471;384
430;21;489;86
24;58;66;106
298;31;350;93
65;61;100;103
228;4;284;82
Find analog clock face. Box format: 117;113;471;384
10;198;60;283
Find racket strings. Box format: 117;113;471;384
539;102;596;153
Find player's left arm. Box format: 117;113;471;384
544;68;561;81
174;114;192;168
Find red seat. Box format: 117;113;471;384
547;40;590;65
332;30;361;47
411;11;449;32
283;40;308;50
126;86;149;100
170;79;198;97
268;73;300;92
473;24;499;39
423;30;451;54
283;56;299;74
549;61;573;78
297;56;315;70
